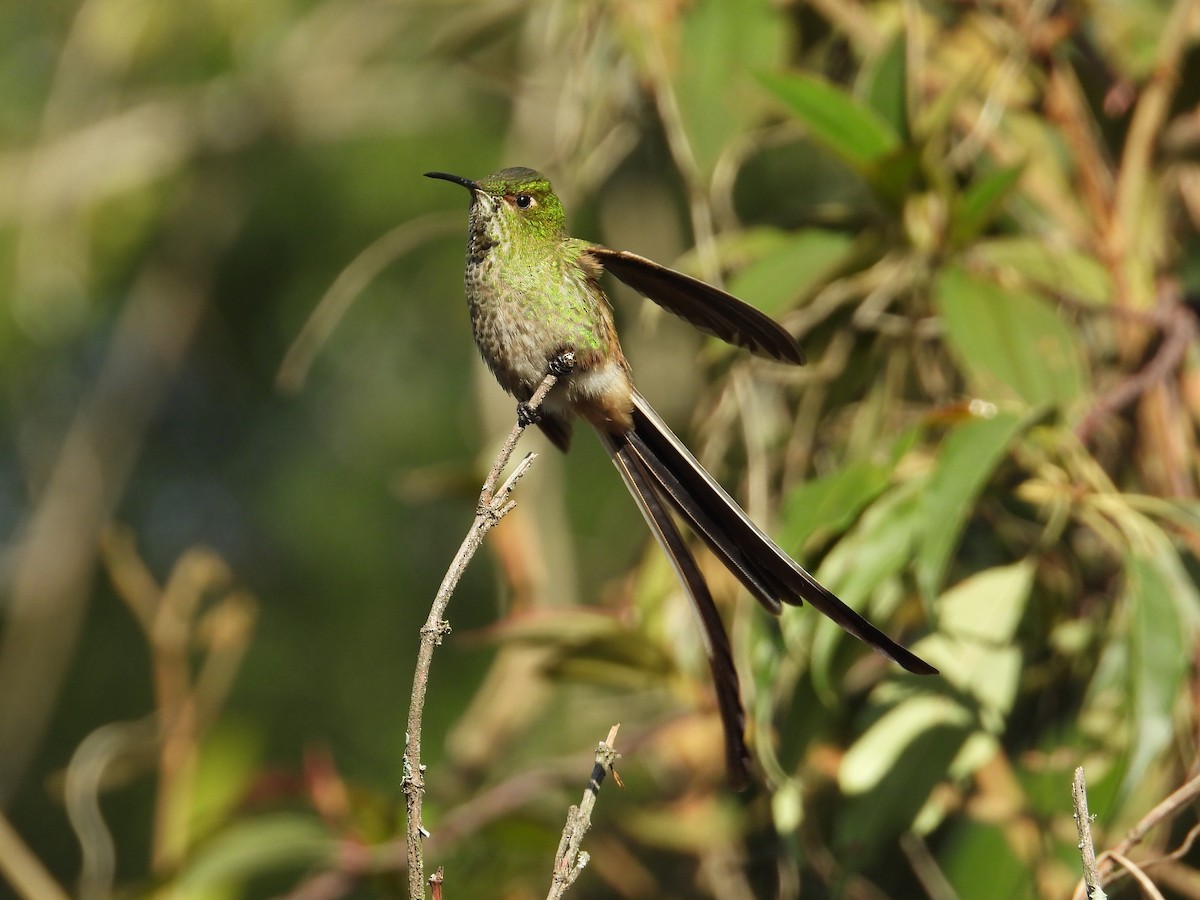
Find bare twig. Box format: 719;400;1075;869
1150;821;1200;867
547;724;622;900
1073;767;1107;900
1082;770;1200;898
1108;852;1167;900
900;831;959;900
1075;300;1197;444
1111;770;1200;861
402;362;570;900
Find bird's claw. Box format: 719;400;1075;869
548;351;576;377
516;401;542;427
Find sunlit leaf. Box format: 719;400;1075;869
1123;549;1191;795
837;698;971;852
674;0;787;177
840;695;972;794
916;411;1026;599
938;562;1034;645
950;164;1024;246
970;237;1114;305
934;267;1088;410
726;228;854;315
922;563;1034;726
804;482;923;695
758;71;902;169
858;31;909;140
778;459;891;552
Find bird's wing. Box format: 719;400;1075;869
586;246;805;365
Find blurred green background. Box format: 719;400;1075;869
2;0;1200;897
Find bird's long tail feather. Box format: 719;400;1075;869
627;391;937;676
599;430;752;789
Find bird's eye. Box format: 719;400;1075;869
515;193;534;209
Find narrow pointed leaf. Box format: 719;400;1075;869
674;0;787;177
726;228;854;315
1123;549;1192;796
950;164;1024;246
859;31;910;140
758;71;902;170
916;411;1025;599
779;459;891;552
970;237;1114;305
934;267;1088;410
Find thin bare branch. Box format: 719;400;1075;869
402;361;570;900
1073;767;1107;900
546;724;621;900
1108;852;1167;900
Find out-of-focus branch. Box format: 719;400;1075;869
276;212;462;393
1109;0;1200;322
1075;294;1197;447
0;179;242;809
0;812;70;900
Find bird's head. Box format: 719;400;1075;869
426;167;566;247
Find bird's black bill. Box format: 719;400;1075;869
424;171;478;190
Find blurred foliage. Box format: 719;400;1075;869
2;0;1200;898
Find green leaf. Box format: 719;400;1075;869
938;562;1034;645
778;460;892;552
190;724;264;838
841;695;973;794
871;144;922;207
933;267;1088;410
924;563;1035;725
941;821;1036;899
1123;549;1191;795
674;0;787;177
950;164;1024;246
858;31;910;141
801;481;923;695
916;411;1026;599
970;237;1114;306
758;71;902;170
837;697;972;853
726;228;854;315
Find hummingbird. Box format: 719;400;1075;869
427;166;936;788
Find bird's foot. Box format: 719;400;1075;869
516;401;542;427
547;351;576;377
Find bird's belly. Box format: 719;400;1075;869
463;278;633;434
468;285;603;399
